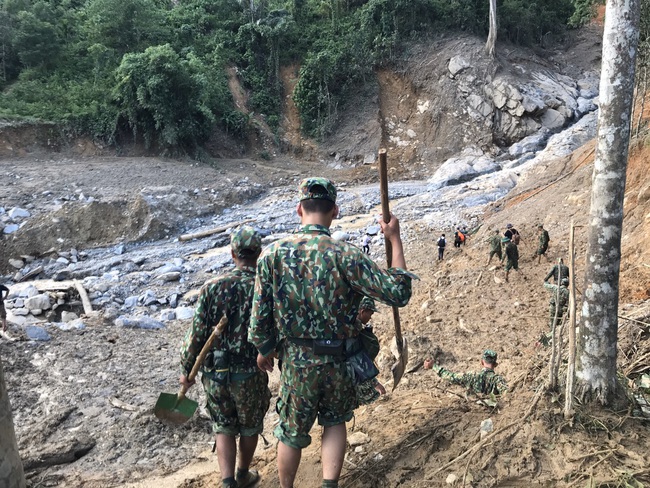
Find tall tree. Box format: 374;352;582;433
486;0;497;57
575;0;641;405
0;361;26;488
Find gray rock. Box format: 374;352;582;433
16;284;39;299
103;307;120;321
8;207;30;219
116;315;165;329
56;257;70;265
174;307;195;321
25;294;51;311
25;325;51;341
156;272;181;283
8;259;24;269
331;230;350;241
6;312;26;326
12;308;29;316
576;97;596;115
140;290;158;306
13;298;24;308
30;308;43;316
53;270;72;281
448;56;471;77
508;129;550;157
168;293;179;308
124;296;139;308
159;310;176;322
114;244;125;255
154;264;182;275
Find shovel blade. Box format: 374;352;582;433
154;392;198;426
390;336;409;390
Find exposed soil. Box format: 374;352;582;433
2;20;650;488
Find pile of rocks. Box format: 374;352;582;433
1;206;31;235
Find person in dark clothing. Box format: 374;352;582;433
544;259;570;284
437;234;446;260
504;223;520;244
1;284;9;332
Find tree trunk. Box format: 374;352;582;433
485;0;497;58
0;361;26;488
575;0;641;406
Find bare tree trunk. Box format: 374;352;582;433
485;0;497;58
0;361;26;488
576;0;641;406
564;222;577;419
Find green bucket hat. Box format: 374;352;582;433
298;177;337;202
231;225;262;258
360;297;378;313
482;349;498;364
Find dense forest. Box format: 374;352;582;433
0;0;622;151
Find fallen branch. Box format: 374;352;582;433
179;218;256;242
74;280;93;316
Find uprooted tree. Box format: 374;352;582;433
575;0;641;405
0;360;26;488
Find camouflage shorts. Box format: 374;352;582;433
201;370;270;437
489;249;502;260
274;360;355;449
505;259;519;271
537;245;548;256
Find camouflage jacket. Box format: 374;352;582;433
544;282;569;307
488;235;501;252
539;230;550;247
437;367;508;395
249;224;416;366
180;265;258;377
504;241;519;262
544;264;569;283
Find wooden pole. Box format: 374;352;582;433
179;218;256;242
564;222;577;419
549;257;561;390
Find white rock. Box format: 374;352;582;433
8;259;24;269
160;310;177;322
348;431;370;447
56;319;86;331
6;312;27;326
24;294;51;311
157;272;181;282
61;311;79;323
12;308;29;316
406;129;417;139
56;257;70;265
480;418;494;440
8;207;30;219
3;224;19;234
354;446;364;453
331;230;350;241
175;307;196;321
446;473;458;485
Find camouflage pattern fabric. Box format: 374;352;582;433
537;229;550;255
250;223;415;447
274;359;355;449
354;378;381;406
181;266;259;376
544;282;569;329
544;264;570;283
201;370;270;436
231;225;262;258
298;177;337;202
435;366;508;395
504;241;519;271
488;234;502;260
249;224;416;364
180;265;271;434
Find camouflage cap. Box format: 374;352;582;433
298;177;337;202
360;297;378;312
483;349;498;364
231;225;262;258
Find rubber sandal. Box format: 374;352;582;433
236;470;260;488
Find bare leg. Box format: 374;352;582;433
321;423;346;481
238;435;258;471
216;434;237;480
278;441;301;488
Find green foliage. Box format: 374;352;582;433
568;0;598;28
113;44;228;148
0;0;592;149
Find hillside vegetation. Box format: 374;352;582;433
0;0;598;152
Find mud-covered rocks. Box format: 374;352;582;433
115;315;165;329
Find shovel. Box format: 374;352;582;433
154;315;228;425
378;148;409;390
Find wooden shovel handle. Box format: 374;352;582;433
378;149;404;348
179;316;228;398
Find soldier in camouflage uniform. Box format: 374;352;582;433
544;277;570;330
180;226;271;488
535;224;550;263
544;258;570;284
432;350;507;395
502;236;524;282
354;297;386;407
249;177;415;488
486;229;502;265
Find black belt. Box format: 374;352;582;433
287;337;362;356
